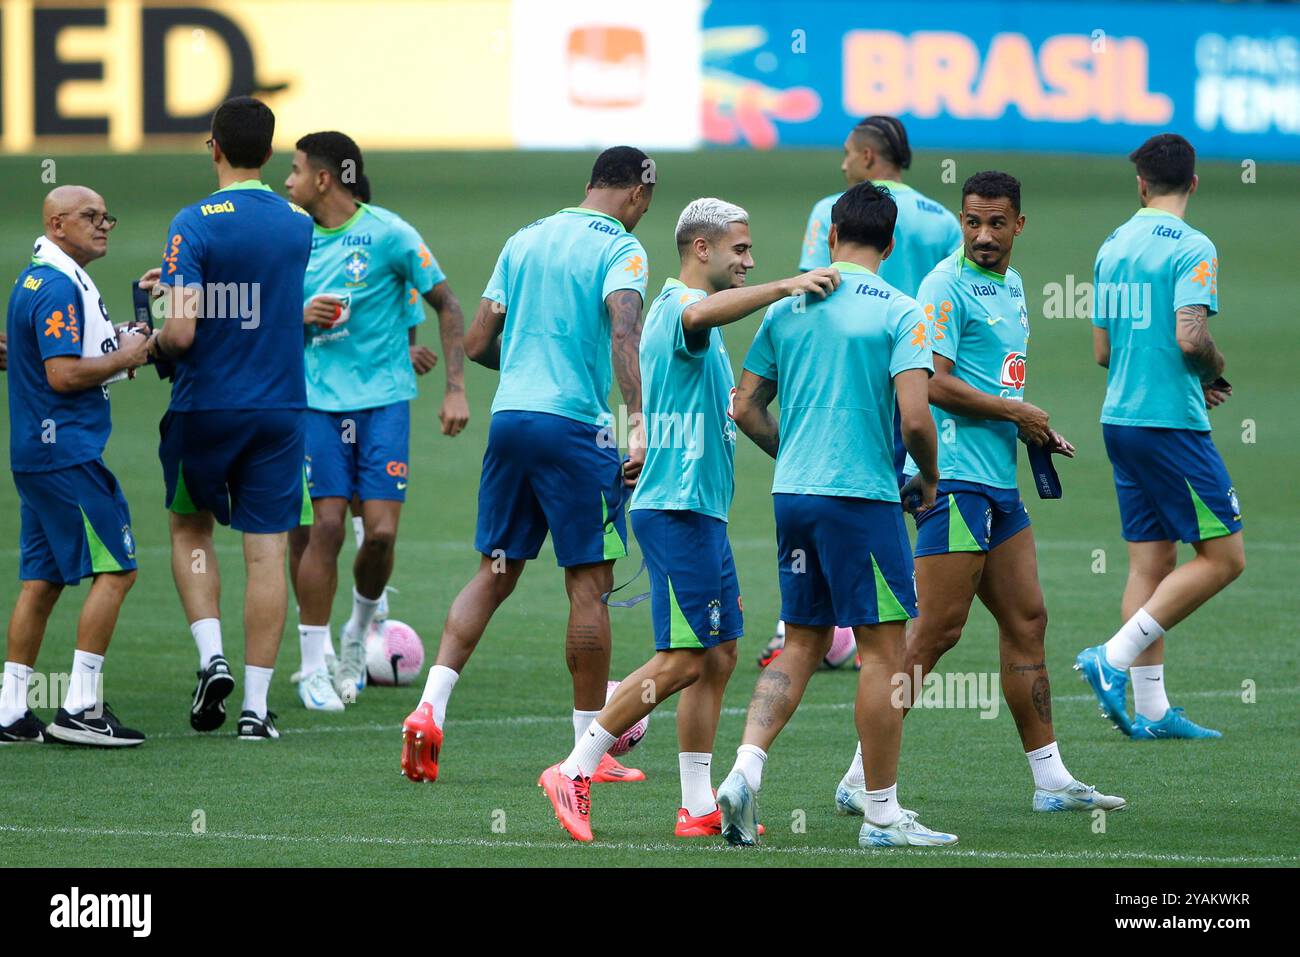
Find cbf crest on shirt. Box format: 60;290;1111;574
303;203;445;412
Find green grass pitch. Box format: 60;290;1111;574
0;148;1296;868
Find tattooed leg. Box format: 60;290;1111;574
740;623;833;752
564;562;615;711
978;527;1055;751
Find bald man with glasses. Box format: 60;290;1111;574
0;185;152;746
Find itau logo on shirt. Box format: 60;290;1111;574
1000;352;1026;391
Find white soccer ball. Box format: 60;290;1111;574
365;619;424;686
605;680;649;755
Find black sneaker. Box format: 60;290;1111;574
191;654;235;732
47;703;144;747
236;709;280;741
0;709;47;744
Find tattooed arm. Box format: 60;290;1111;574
733;370;780;459
606;289;645;483
1175;304;1225;381
423;280;469;436
464;297;504;371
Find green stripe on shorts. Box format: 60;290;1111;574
946;494;983;552
872;555;910;622
81;507;124;574
1186;480;1230;541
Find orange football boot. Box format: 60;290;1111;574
675;804;765;838
592;752;646;783
538;764;593;842
400;702;442;782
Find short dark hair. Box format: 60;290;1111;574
962;170;1021;214
296;130;366;193
830;181;898;252
851;115;912;170
590;146;653;190
1129;133;1196;195
210;96;275;169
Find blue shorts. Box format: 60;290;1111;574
773;493;916;628
1103;424;1242;543
160;409;311;534
474;411;628;567
630;509;742;652
912;479;1031;557
15;459;137;585
305;402;410;503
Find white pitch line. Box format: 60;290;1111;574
144;685;1298;741
0;823;1293;866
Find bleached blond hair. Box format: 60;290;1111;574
675;197;749;257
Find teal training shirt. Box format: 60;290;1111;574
1093;208;1219;431
905;249;1030;489
630;278;737;521
744;261;932;502
303;203;444;412
483;207;649;425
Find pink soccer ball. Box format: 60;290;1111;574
365;619;425;686
606;680;650;755
823;626;857;669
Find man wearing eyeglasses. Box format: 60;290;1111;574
0;185;152;746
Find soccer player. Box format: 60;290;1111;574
538;198;842;841
762;114;961;668
717;182;956;848
0;186;150;746
400;147;653;785
839;171;1125;815
1076;134;1244;740
286;168;437;685
284;131;469;710
146;96;314;740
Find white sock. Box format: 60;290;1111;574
733;744;767;792
191;618;223;668
572;709;600;748
0;662;33;725
679;752;715;816
864;783;901;826
242;665;274;717
299;625;329;676
352;515;365;549
63;650;104;715
1026;741;1073;790
347;587;381;638
420;665;458;726
561;720;617;779
1131;664;1170;720
1103;608;1165;670
324;631;337;658
842;742;866;789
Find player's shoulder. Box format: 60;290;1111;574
811;192;842;215
1005;264;1027;291
360;202;410;231
920;248;963;288
16;263;77;305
